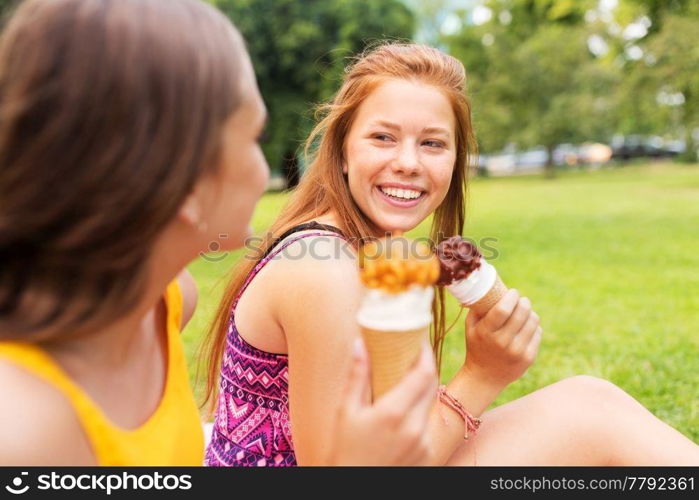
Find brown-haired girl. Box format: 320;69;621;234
0;0;437;466
203;43;699;466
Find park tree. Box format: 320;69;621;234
615;0;699;34
610;1;699;161
446;0;617;176
506;25;617;166
401;0;454;46
489;0;592;34
213;0;414;187
618;16;699;161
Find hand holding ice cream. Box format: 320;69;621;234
436;235;543;388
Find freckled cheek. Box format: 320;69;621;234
428;157;456;194
348;149;390;184
432;165;453;209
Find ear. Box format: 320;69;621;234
178;191;202;228
342;161;348;174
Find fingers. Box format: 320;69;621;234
524;326;543;362
464;309;479;342
378;343;436;466
479;288;520;333
510;310;541;355
497;296;532;338
520;311;541;345
376;342;438;418
340;337;371;414
474;288;540;362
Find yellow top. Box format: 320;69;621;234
0;280;204;465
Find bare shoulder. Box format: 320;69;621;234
264;232;362;332
269;232;360;295
176;268;198;329
0;359;95;465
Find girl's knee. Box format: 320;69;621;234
556;375;632;409
540;376;631;448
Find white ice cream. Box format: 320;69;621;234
357;285;434;331
446;259;497;305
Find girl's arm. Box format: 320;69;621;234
428;290;542;463
0;361;95;465
271;237;365;464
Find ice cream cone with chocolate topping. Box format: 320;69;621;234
357;237;439;400
436;236;508;316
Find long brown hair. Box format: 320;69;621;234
201;42;477;409
0;0;244;339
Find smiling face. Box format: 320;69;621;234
343;79;457;235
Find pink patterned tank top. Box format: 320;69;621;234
205;222;346;467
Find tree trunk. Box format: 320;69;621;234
545;144;556;178
680;88;697;163
683;125;698;163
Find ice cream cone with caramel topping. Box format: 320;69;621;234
357;237;439;400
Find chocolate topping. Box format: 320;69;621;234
436;236;482;286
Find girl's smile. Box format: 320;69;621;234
375;182;427;208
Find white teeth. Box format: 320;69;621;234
380;186;422;200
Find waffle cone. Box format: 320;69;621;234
468;274;507;316
360;325;429;401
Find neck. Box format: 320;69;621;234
39;229;199;370
314;211;394;240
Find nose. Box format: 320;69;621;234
391;142;421;176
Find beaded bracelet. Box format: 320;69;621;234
437;385;482;440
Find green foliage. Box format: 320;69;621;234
446;5;618;160
485;0;594;39
213;0;414;175
618;14;699;161
0;0;18;17
617;0;699;33
512;25;618;147
184;163;699;441
445;0;699;166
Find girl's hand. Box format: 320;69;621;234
327;339;438;466
463;289;542;389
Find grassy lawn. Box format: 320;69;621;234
183;162;699;442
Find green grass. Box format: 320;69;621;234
183;162;699;441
